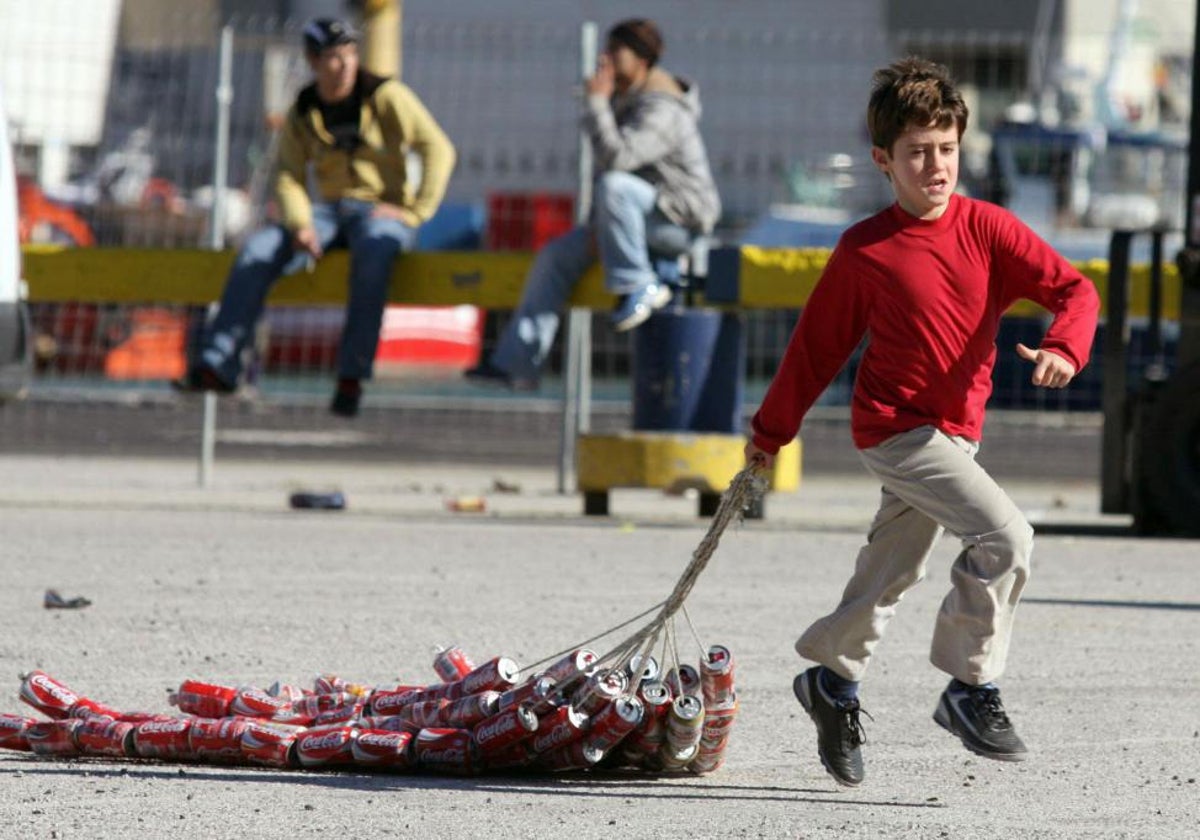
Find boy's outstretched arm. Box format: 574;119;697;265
1015;342;1076;388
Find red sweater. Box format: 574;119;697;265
751;195;1101;453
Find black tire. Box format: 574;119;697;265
1138;361;1200;537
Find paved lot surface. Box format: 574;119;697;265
1;455;1197;839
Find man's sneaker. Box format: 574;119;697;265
793;667;869;787
611;283;671;332
330;378;362;418
171;365;236;395
463;361;538;392
933;680;1028;762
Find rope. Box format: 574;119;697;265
523;464;767;692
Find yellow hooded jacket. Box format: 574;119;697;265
275;70;456;232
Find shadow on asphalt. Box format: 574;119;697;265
1022;596;1200;612
1;762;944;808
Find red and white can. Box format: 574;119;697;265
542;649;598;688
290;691;354;718
351;729;415;770
188;717;249;763
443;691;500;728
311;700;365;727
117;710;178;725
357;715;421;734
529;706;589;754
230;687;293;719
19;671;80;719
67;698;121;721
74;717;135;758
366;686;421;717
400;699;450;729
628;681;672;756
268;682;309;703
625;653;660;686
313;674;371;698
132;717;194;760
459;657;520;696
25;719;82;756
665;694;705;754
572;669;627;716
171;680;237;718
413;728;477;775
659;741;698;771
240;721;301;768
495;676;555;716
586;696;644;754
0;714;37;752
294;726;358;768
535;740;604;771
471;706;538;755
700;696;738;743
665;664;701;698
700;645;736;707
432;645;476;683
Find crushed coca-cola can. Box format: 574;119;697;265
658;741;698;771
67;697;121;721
541;649;598;689
26;719;83;756
240;721;301;768
351;729;415;770
699;645;735;707
294;726;358;768
132;717;195;760
572;669;627;716
0;713;37;752
73;717;135;758
310;700;365;727
230;687;293;719
443;692;500;729
586;696;644;755
357;715;421;735
188;717;249;763
413;728;477;775
495;676;555;716
459;657;520;696
529;706;588;754
267;682;309;703
19;671;80;719
432;646;476;683
472;706;538;755
366;686;422;717
289;691;354;719
171;680;237;718
312;674;371;698
535;740;604;771
400;699;450;729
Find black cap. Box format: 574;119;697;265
303;18;360;55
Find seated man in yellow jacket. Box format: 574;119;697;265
179;18;455;417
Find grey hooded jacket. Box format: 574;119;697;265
582;68;721;233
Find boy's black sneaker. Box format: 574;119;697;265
171;365;236;394
793;667;868;787
330;378;362;418
933;680;1027;762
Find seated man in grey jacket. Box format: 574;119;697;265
466;18;721;390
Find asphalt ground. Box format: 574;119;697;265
1;455;1197;839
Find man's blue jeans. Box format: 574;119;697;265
491;171;690;383
200;199;416;386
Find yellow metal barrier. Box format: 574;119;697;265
22;244;1174;319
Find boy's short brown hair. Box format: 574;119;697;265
867;57;969;152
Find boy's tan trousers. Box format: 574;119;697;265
796;425;1034;685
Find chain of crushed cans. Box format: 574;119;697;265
0;644;737;776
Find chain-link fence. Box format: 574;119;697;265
2;1;1193;480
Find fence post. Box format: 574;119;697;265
557;20;598;494
199;24;234;488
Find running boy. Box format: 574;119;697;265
744;58;1100;787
